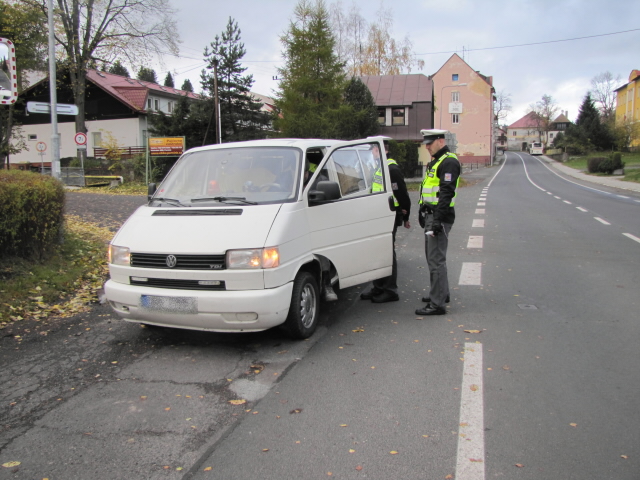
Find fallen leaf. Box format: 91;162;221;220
621;455;628;459
502;365;510;371
349;449;356;453
352;328;364;332
2;461;20;468
262;449;269;452
445;475;453;479
204;467;213;471
390;450;398;455
340;424;348;427
228;399;247;405
464;330;481;334
470;384;479;392
164;407;171;411
570;423;577;427
515;463;524;468
470;458;483;462
289;408;303;414
355;465;363;471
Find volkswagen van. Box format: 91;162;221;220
104;137;397;338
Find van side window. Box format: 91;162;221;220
322;145;380;198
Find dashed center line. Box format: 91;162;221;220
477;202;486;206
467;236;484;248
475;209;485;214
459;263;482;285
472;219;485;228
623;233;640;244
563;200;572;204
455;343;485;480
577;207;588;212
594;217;611;225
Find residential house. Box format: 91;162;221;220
507;112;542;151
431;53;496;166
614;69;640;149
358;74;434;167
547;111;571;146
11;69;276;167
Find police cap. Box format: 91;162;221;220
421;129;448;144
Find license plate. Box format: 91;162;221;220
139;295;197;314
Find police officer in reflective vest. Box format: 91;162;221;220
415;129;461;316
360;140;411;303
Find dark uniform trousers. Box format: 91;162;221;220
424;213;452;308
372;211;403;295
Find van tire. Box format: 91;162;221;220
283;271;319;339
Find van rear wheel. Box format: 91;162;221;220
283;271;319;339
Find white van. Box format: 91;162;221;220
104;137;397;338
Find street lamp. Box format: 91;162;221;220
439;83;467;129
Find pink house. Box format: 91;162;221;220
432;54;495;165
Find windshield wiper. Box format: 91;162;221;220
150;197;187;207
191;196;257;205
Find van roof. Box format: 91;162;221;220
183;137;387;155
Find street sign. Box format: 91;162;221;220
36;141;47;152
74;132;87;150
26;101;79;115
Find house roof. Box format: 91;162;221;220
553;113;571;123
358;74;433;106
508;111;539;129
86;69;201;111
432;53;494;89
614;69;640;92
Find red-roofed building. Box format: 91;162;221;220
11;69;202;166
507;112;541;151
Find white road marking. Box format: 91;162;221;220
577;207;588;212
563;200;572;204
459;263;482;285
554;196;561;199
472;219;485;228
547;192;553;195
594;217;611;225
623;233;640;244
477;202;486;206
455;343;485;480
467;236;484;248
475;209;485;214
617;195;630;199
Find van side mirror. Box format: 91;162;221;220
308;180;341;205
147;183;156;201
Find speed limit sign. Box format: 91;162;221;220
36;141;47;152
74;132;87;147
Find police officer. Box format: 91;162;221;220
415;129;461;316
361;140;411;303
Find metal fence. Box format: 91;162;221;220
59;167;85;187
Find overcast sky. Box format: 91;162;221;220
153;0;640;126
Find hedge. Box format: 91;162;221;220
0;170;65;260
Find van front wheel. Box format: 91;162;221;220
283;271;319;339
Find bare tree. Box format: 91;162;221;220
590;71;621;124
27;0;180;134
494;89;512;122
528;94;559;146
329;1;423;76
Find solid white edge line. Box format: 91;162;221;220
623;233;640;244
455;343;485;480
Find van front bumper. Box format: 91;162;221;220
104;280;294;332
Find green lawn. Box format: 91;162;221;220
563;152;640;183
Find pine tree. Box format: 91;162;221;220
137;67;158;83
108;60;130;77
574;93;613;150
201;17;270;143
340;76;379;139
163;71;175;87
273;0;346;138
181;78;194;92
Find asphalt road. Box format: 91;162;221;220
1;159;639;479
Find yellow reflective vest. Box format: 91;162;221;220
372;158;399;207
420;152;459;206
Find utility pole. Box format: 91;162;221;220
47;0;60;179
213;59;221;144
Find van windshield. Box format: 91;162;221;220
153;147;303;206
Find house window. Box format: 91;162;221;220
377;108;386;126
147;98;152;109
452;74;459;81
451;92;459;102
168;101;173;113
512;131;517;136
28;134;37;141
92;132;102;147
154;99;159;110
549;133;554;139
392;108;405;126
452;113;459;124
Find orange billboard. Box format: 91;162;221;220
148;137;185;156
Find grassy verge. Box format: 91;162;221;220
563;152;640;183
0;216;112;329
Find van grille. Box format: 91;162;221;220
130;277;226;290
131;253;226;270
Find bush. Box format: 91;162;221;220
0;170;65;261
586;153;626;174
587;157;607;173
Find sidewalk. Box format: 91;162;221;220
541;155;640;193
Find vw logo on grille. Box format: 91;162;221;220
166;255;178;268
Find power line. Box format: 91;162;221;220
415;27;640;56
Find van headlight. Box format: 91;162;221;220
227;247;280;269
109;245;131;265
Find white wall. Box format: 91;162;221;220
11;117;146;164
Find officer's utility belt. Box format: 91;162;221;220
420;204;435;214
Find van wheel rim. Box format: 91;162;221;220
299;283;317;329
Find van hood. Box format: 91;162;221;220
112;204;282;254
